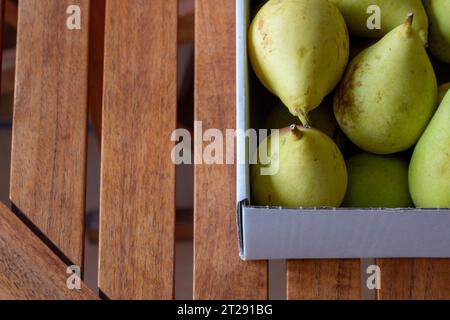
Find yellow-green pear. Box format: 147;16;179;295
334;15;437;154
424;0;450;64
329;0;428;44
265;98;347;152
343;153;413;208
252;125;347;208
248;0;349;124
438;82;450;104
409;91;450;208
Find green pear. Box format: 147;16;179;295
409;91;450;208
265;98;347;152
248;0;349;125
252;125;348;208
343;153;413;208
334;15;437;155
329;0;428;44
424;0;450;64
438;82;450;104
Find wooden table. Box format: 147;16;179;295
1;0;449;300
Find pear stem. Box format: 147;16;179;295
405;13;414;28
290;124;303;140
297;109;311;128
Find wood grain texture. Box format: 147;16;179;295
377;259;450;300
0;203;97;300
194;0;268;300
99;0;178;300
88;0;105;143
10;0;90;267
287;260;361;300
89;0;192;142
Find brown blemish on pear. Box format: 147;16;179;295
334;62;364;128
258;18;264;31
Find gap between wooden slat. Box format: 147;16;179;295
0;202;97;300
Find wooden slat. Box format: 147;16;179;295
10;0;90;267
0;203;97;300
377;259;450;299
287;260;361;300
194;0;268;299
88;0;192;143
99;0;178;300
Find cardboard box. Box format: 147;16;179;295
236;0;450;260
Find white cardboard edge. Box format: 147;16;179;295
242;207;450;260
235;0;450;260
236;0;250;203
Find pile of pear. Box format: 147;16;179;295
249;0;450;209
